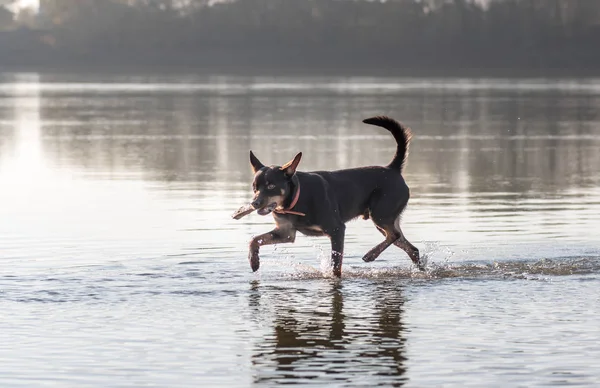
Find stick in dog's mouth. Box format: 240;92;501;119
232;202;278;219
232;203;255;220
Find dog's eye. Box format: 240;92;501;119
267;184;276;190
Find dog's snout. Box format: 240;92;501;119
251;199;262;209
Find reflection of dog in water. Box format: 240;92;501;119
234;116;423;277
249;281;407;384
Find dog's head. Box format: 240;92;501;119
248;151;302;216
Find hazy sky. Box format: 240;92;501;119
15;0;39;10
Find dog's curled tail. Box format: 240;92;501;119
362;116;412;172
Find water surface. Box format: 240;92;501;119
1;73;600;387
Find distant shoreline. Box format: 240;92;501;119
1;62;598;78
3;0;600;79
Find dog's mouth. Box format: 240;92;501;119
256;202;277;216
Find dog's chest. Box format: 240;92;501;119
297;225;326;237
274;213;327;236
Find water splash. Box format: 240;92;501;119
275;256;600;281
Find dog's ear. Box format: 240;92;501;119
281;152;302;177
250;151;265;173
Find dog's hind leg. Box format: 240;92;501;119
393;216;423;270
363;194;404;262
368;221;422;269
249;228;296;272
392;231;421;267
362;224;400;263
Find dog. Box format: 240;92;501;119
243;116;422;277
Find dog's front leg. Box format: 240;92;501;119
328;225;346;277
248;228;296;272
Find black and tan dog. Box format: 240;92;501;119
234;116;423;277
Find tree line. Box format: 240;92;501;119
1;0;599;73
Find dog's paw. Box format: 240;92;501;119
415;255;428;271
249;254;260;272
362;253;376;262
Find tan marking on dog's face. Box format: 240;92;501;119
251;166;290;211
252;193;286;216
252;192;285;209
266;195;285;207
